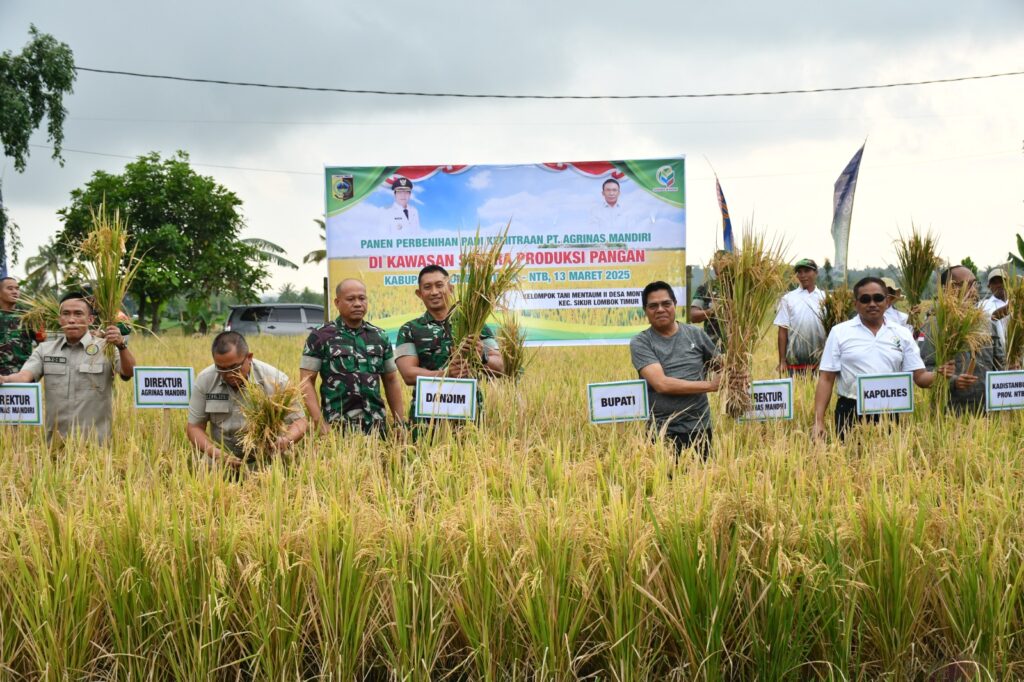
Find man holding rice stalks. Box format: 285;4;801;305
187;331;306;470
689;256;725;349
774;259;826;376
1;291;135;443
0;277;42;375
630;281;722;460
920;265;1003;414
300;278;405;436
813;277;941;440
395;265;504;421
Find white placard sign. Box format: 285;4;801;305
0;383;43;425
414;377;478;421
587;380;649;424
986;370;1024;411
856;372;914;415
134;367;194;409
743;379;794;421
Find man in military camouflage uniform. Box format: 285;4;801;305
300;278;404;435
395;265;504;420
0;277;39;375
188;331;306;469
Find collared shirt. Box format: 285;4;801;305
980;295;1009;348
773;286;826;365
590;201;624;232
0;308;36;375
395;311;498;410
820;316;925;399
381;202;420;234
188;359;302;457
630;323;720;435
300;318;397;432
21;331;124;442
884;306;913;333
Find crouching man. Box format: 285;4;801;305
187;331;306;470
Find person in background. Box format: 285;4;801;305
880;277;914;333
774;258;826;376
689;255;726;349
980;267;1010;350
0;277;42;375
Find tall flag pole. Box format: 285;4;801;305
715;175;735;253
831;142;866;284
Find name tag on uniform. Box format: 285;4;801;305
43;356;67;364
857;372;914;415
587;380;648;424
0;383;43;426
986;370;1024;411
414;377;477;421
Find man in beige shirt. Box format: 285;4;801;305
187;331;306;470
0;292;135;443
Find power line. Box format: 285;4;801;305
74;66;1024;100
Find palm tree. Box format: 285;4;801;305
303;219;327;265
242;238;298;269
22;238;64;293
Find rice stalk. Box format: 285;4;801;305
1003;269;1024;369
711;229;790;418
817;285;855;337
236;379;302;463
927;275;991;409
894;225;941;331
17;289;61;334
497;307;531;380
450;225;525;378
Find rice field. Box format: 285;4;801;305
2;332;1023;680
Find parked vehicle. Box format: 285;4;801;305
224;304;324;336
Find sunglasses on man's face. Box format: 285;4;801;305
857;293;887;304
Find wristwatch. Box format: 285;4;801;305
116;339;128;350
481;348;489;364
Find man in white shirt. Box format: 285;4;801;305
813;276;941;440
880;277;913;333
774;258;826;375
381;176;420;235
590;178;624;232
980;267;1010;349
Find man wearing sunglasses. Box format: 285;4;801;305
187;331;306;470
919;265;1003;414
813;276;939;440
631;280;722;460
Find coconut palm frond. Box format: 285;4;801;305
243;237;299;270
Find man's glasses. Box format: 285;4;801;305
857;293;886;304
215;359;247;374
645;300;675;310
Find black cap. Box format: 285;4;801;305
392;177;413;192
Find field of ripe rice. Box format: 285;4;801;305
2;332;1023;681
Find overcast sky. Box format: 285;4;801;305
2;1;1022;294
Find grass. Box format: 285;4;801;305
1;333;1023;679
894;225;941;331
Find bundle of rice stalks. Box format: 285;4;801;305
237;378;302;463
1003;270;1024;370
818;285;855;337
712;230;790;418
894;226;941;331
78;201;143;353
449;225;525;378
496;308;531;380
18;290;61;334
928;277;991;408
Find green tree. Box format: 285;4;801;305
0;25;76;274
1009;234;1024;270
277;282;300;303
821;258;835;289
22;237;67;293
303;218;327;265
57;151;270;332
961;256;979;279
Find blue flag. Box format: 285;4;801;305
831;143;865;282
715;175;735;253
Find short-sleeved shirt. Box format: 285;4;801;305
300;318;397;432
0;309;36;375
188;358;302;457
980;296;1009;348
691;280;723;346
920;318;1003;412
395;311;498;414
819;316;925;399
884;306;913;334
773;287;826;365
630;324;720;435
21;331;124;442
